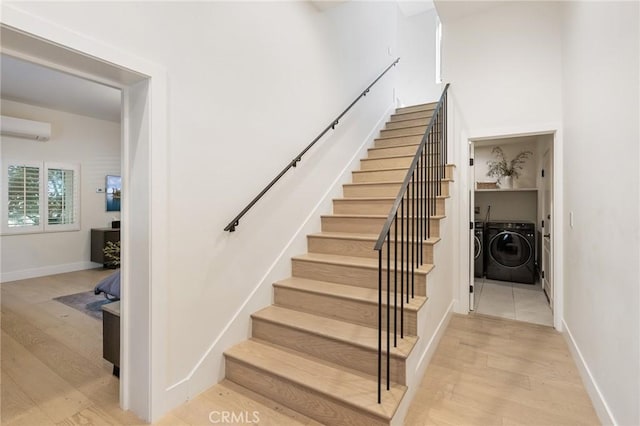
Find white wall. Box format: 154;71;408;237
438;1;563;314
0;99;121;282
396;8;442;106
2;0;402;413
440;1;563;133
561;2;639;425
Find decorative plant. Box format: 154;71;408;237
486;147;533;182
103;240;120;268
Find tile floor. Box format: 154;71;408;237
472;277;553;326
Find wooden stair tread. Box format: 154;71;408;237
321;213;446;220
396;102;438;112
251;305;417;357
225;339;406;420
344;178;453;186
369;141;441;150
381;124;428;132
375;133;426;141
334;195;448;202
309;231;441;245
389;113;434;123
362;154;421;161
274;277;427;311
292;252;435;274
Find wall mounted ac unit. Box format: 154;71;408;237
0;115;51;141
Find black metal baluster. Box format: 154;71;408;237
386;234;390;390
394;212;398;347
412;173;415;299
377;248;382;404
400;198;405;336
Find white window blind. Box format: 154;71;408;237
2;161;80;234
46;164;79;231
7;164;41;228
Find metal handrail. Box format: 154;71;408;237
373;83;449;250
224;58;401;232
374;83;450;403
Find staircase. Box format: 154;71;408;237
223;102;454;425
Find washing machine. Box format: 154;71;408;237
474;221;484;278
485;221;536;284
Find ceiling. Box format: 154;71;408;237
434;1;504;23
309;0;435;16
1;54;122;123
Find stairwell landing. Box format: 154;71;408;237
223;102;455;425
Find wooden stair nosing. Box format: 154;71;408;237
333;195;448;203
368;142;442;154
343;178;453;188
380;124;429;134
291;252;435;276
375;133;426;142
395;103;437;113
352;166;452;175
224;339;406;422
251;305;417;359
273;277;427;312
309;231;441;244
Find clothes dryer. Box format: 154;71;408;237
485;221;536;284
474;221;484;278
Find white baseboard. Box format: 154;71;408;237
1;261;100;283
562;319;616;426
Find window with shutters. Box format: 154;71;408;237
2;161;80;234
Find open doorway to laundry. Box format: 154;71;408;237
1;21;162;421
469;133;554;326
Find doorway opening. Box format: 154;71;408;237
469;133;554;327
1;20;166;421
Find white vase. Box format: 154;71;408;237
500;175;513;189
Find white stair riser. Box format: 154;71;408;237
292;259;428;296
274;286;419;336
307;235;435;265
252;319;407;385
225;359;389;426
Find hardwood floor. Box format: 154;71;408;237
404;314;600;426
2;271;599;425
0;268;144;426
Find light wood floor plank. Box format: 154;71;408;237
405;314;599;426
3;271;599;426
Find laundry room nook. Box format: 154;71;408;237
471;134;553;326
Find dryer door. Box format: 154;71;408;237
488;231;532;268
474;235;482;260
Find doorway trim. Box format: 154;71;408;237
457;124;564;331
1;5;169;421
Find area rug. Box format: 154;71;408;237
53;291;114;320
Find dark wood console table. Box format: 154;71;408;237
91;228;120;267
